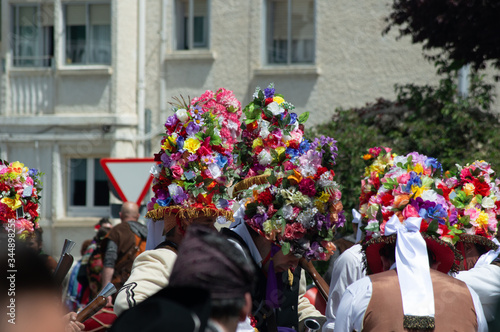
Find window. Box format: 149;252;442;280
175;0;209;50
12;4;54;67
266;0;315;64
65;3;111;65
68;158;109;216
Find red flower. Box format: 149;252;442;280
24;202;38;218
316;167;328;177
253;146;263;155
298;178;317;197
197;146;211;156
380;193;394;206
438;224;450;237
420;221;429;233
472;178;490;196
284;223;306;241
246;122;258;132
475;227;487;237
265;98;274;105
258;190;274;206
437;183;452;200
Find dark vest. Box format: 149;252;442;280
222;227;301;331
364;269;478;332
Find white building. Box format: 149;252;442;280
0;0;496;257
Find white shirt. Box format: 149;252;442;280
456;263;500;322
334;273;488;332
323;244;365;332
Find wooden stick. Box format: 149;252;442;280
299;258;330;302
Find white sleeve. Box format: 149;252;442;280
467;285;488;332
236;317;256;332
330;277;372;332
114;248;177;316
324;245;364;332
298;269;324;321
145;219;165;250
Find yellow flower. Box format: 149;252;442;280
252;138;263;149
275;146;286;156
288;169;303;185
161;135;177;151
314;199;326;213
184;138;201;154
319;191;331;203
463;183;475;196
10;161;24;174
1;196;21;210
412;163;424;175
411;185;424;198
273;96;285;105
476;211;489;226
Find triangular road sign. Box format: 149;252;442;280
100;158;159;205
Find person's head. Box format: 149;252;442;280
169;225;254;332
25;227;44;253
0;235;67;332
95;217;112;241
120;202;140;222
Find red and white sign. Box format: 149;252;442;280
100;158;159;205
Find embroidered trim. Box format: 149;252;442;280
403;315;435;329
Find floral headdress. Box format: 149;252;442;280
439;160;498;251
238;136;344;261
234;83;310;194
359;147;396;220
146;89;242;231
361;152;460;274
1;160;43;239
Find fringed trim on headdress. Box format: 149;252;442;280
146;206;235;223
232;174;269;198
362;233;462;274
403;315;435;330
457;234;498;251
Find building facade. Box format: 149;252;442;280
1;0;496;257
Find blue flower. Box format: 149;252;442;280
286;148;299;159
425;158;442;174
289;113;298;125
264;87;275;99
157;197;172;207
426;204;447;224
177;136;185;150
405;172;422;192
28;168;38;177
215;154;228;168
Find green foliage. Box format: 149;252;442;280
308;68;500;217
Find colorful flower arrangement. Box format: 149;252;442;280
362;152;456;242
190;88;242;152
146;90;242;223
0;160;43;239
236;83;310;180
439;160;498;241
359;147;396;220
238;137;344;261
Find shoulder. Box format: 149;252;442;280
135;248;177;265
345;275;372;295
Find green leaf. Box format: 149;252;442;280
258;90;265;101
427;220;438;233
267;172;277;185
281;242;291;255
298;112;309;124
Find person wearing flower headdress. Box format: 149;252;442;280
113;89;242;316
225;84;344;332
333;153;487;332
440;161;500;322
323;146;396;332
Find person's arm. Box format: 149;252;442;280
101;240;118;306
63;312;85;332
114;248;177;316
324;247;364;331
467;285;488;332
297;269;326;330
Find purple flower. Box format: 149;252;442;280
173;191;188;204
314;214;326;230
264;87;275;99
156;189;169;200
336;211;346;228
186;122;200;136
161;153;171;166
29;168;38;177
165;115;178;127
187;154;198;162
252;213;268;227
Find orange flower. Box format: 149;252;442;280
363;154;373;160
393;194;410;209
288;169;303;185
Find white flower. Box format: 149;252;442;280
150;164;162;178
482;196;496;209
252;87;261;99
208;163;221;179
257;206;267;215
258;150;272;166
267;102;283;116
168;184;182;197
175;108;189;123
259;120;270;139
420;189;438;203
282;205;294;220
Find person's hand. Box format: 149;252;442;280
64;312;85;332
106;295;114;307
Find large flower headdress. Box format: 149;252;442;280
238;136;344;261
146;90;242;230
439;160;498;248
234;83;310;190
1;160;43;239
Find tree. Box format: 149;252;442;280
385;0;500;71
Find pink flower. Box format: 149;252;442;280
15;218;34;234
464;208;480;221
402;204;420;219
298;178;317;197
171;165;184;179
283;223;306;241
397;173;410;184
